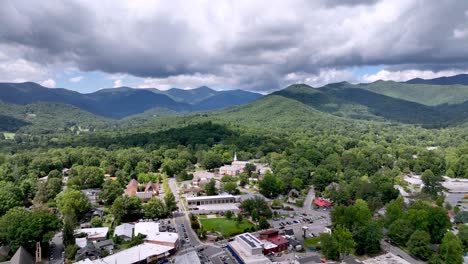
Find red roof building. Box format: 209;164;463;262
313;198;332;207
258;230;289;254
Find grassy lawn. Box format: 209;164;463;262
200;217;255;237
3;132;15;140
304;237;321;248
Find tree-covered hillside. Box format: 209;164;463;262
356;81;468;106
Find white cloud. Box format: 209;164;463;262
113;79;123;88
1;1;468;91
69;76;83;83
283;69;357;87
362;69;468;83
137;73;232;90
454;28;468;39
40;78;56;88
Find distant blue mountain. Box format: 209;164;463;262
0;82;262;118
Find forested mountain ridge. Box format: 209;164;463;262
270;83;468;127
0;82;262;118
351;81;468;106
405;73;468;86
0;101;114;134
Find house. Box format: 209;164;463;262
124;179;159;202
313;198;332;208
75;227;109;242
95;240;114;253
125;179;139;196
82;189;101;204
0;245;10;258
75;242;101;261
114;223;134;241
0;247;34;264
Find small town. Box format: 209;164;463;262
1;152;466;264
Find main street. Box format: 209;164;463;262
167;178;230;263
168;178;202;248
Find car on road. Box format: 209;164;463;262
286;221;292;225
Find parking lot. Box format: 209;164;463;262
269;209;331;244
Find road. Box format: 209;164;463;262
168;178;202;248
49;232;64;264
381;241;424;264
302;186;315;214
168;178;231;263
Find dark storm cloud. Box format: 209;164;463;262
0;0;468;91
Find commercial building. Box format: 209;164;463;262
313;198;332;208
186;194;240;214
187;194;237;206
258;230;289;254
75;243;173;264
227;233;272;264
174;251;201;264
134;222;179;249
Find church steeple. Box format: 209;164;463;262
234;152;238;161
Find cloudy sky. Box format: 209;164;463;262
1;0;468;93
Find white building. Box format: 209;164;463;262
75;227;109;242
228;233;271;264
219;165;240;176
75;243;173;264
186;194;240;214
114;223;134;240
134;222;179;248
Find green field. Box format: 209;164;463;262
200;217;255;237
3;132;15;140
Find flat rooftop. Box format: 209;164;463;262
196;204;239;211
186;194;236;201
76;243;173;264
238;233;263;249
174;251;201;264
362;253;411;264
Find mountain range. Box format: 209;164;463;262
2;74;468;134
0;82;263;118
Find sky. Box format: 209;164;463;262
1;0;468;93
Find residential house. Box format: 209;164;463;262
75;242;101;261
95;240;114;253
124;179;159;202
0;247;34;264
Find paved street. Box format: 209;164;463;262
49;232;64;264
302;186;316;213
168;178;231;263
